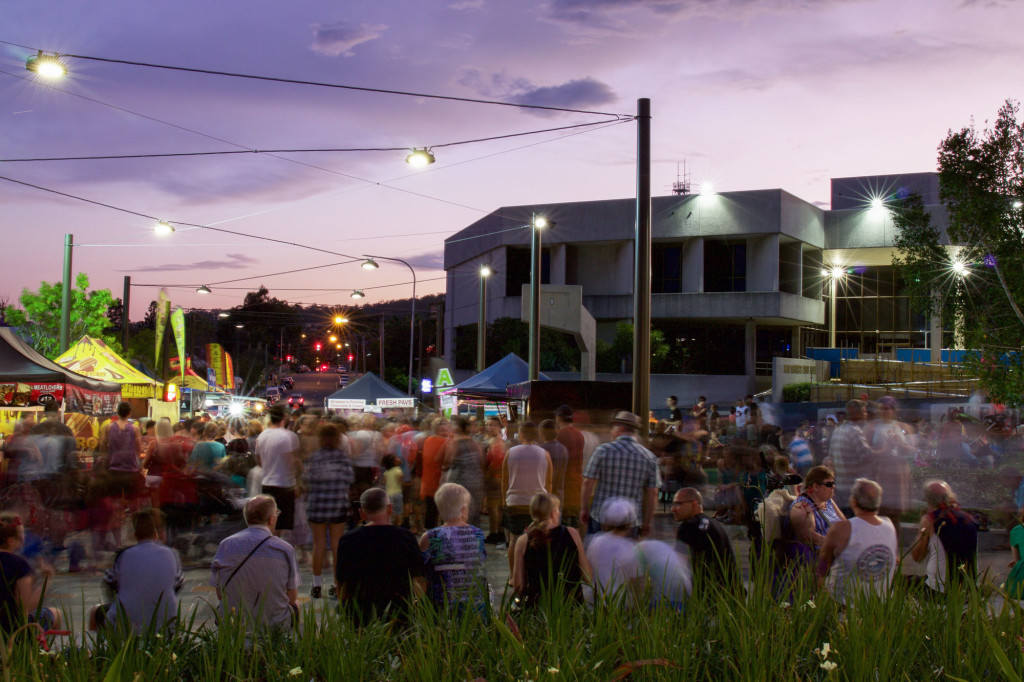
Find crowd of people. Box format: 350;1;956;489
1;393;1022;638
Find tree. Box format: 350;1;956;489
596;321;670;374
6;273;123;359
892;99;1024;404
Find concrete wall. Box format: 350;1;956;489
543;372;752;407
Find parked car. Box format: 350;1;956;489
297;365;311;373
337;375;349;388
264;386;283;402
282;377;294;389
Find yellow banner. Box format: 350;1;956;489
170;307;186;384
225;352;235;390
207;343;226;388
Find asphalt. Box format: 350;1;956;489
38;509;1019;640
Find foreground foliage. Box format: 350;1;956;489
2;567;1022;681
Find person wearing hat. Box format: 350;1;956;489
585;498;642;606
580;411;661;537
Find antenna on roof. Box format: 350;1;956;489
672;160;691;195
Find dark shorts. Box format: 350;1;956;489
502;506;532;535
262;485;296;530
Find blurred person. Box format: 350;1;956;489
442;417;485;527
580;411;660;537
502;421;553;573
245;419;263;454
189;422;226;473
817;478;898;605
143;420;187;508
664;396;683;428
89;508;184;634
555;405;585;529
255;406;301;538
99;401;144;500
0;512;61;636
864;396;912;543
210;495;299;632
672;488;739;594
382;454;404;526
350;415;384;500
335;488;425;624
909;480;978;596
483;417;507;543
419;483;489;613
785;429;815;476
304;423;354;599
512;492;590;608
635;536;692;611
419;419;451;530
1006;511;1023;599
586;498;642;607
539;419;568;505
827;399;877;513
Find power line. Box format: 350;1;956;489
1;41;633;119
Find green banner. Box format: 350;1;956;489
170;307;187;384
154;289;170;372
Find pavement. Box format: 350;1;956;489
39;509;1018;640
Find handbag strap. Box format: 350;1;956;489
222;535;272;591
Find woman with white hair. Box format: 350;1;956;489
418;482;489;612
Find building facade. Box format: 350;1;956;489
442;172;949;400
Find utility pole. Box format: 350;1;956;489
59;234;73;354
632;98;652;430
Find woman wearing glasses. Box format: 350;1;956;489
787;466;846;567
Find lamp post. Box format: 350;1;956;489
528;214;549;382
362;255;416;396
477;264;492;372
59;234;73;354
632;97;652;425
823;266;845;348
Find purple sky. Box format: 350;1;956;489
2;0;1022;320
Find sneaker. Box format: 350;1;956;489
328;585;337;600
310;585;322;599
496;542;508;551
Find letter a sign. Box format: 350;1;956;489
435;367;454;389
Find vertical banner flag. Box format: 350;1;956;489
154;289;170;369
206;343;225;388
170;307;187;384
224;352;235;390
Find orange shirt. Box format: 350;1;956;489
419;435;448;499
557;426;585;508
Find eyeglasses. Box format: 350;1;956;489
671;500;695;507
821;481;836;488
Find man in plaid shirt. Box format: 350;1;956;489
581;411;661;536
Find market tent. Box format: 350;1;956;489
0;327;121;414
325;372;414;409
445;353;550;401
55;336;161;399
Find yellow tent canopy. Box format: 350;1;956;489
55;336;161;399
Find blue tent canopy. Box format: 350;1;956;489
446;353;549;400
324;372;411;403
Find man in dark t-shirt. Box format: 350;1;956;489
336;488;425;624
672;488;740;593
665;396;683;427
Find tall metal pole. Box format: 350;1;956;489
528;214;542;382
829;274;837;348
59;234;73;354
364;255;416;396
477;267;490;372
379;314;385;378
632;98;652;427
121;276;131;352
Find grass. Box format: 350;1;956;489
2;559;1022;681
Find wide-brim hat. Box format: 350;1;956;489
611;410;643;430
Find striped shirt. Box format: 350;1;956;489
582;435;661;523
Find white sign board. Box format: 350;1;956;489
327;398;366;410
363;405;383;414
377;398;415;408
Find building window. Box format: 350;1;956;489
652;244;683;293
704;240;746;292
505;247;549;297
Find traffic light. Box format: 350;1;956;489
162;382;178;402
315;342;322;352
347;354;354;363
286;355;293;362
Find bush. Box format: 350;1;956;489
783;382;813;402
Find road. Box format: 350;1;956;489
278;369;349;411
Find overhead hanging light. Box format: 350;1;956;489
26;51;67;78
218;312;230;318
351;290;365;299
196;285;211;294
154;220;175;236
361;258;379;270
405;148;435;168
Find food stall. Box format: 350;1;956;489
438;353;549;419
324;372;416;417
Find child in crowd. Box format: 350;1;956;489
383;455;405;526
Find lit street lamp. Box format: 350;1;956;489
823;266;846;348
362;255;417;396
528;214;550;382
478;264;492;372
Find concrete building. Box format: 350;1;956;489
442;172;948;402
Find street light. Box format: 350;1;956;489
154;220;175;236
196;285;211;295
822;266;846;348
218;312;229;318
528;214;551;382
361;259;379;270
351;290;365;299
334;316;348;324
405;148;435;167
478;264;492;372
26;51;67;78
363;254;417;396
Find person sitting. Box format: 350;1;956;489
585;498;642;607
0;512;61;636
787;465;845;568
909;480;978;597
419;483;489;613
210;495;300;633
816;478;898;605
512;493;591;608
335;487;425;624
672;488;739;594
89;508;184;634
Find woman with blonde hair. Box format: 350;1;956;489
512;492;590;607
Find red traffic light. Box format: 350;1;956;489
314;342;322;351
286;355;293;362
347;354;354;363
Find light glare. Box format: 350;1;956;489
533;216;549;229
405;148;435;167
480;264;493;277
700;182;715;196
154;220;175;236
351;290;365;299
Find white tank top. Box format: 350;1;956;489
827;516;898;604
926;532;947;592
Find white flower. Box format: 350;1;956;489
801;599;816;610
821;642;831;658
288;668;303;677
548;668;560;674
780;601;791;609
820;660;838;672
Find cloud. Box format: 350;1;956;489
403;250;445;270
448;0;485;8
311;21;388;57
458;69;617;113
129;253;258;273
